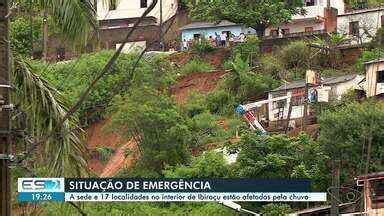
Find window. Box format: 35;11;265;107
193;34;201;40
305;27;314;32
292;96;304;106
273;100;286;109
304;0;316;6
371;180;384;209
281;28;290;35
109;0;116;10
349;21;359;36
381;15;384;28
222;31;231;37
378;71;384;83
140;0;148;8
270;29;279;37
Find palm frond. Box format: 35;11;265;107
12;56;88;177
35;0;97;45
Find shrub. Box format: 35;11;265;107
206;89;237;115
180;58;213;75
11;16;42;56
191;38;214;56
279;41;310;70
261;203;292;216
259;55;283;79
96;147;115;162
186;112;229;148
355;48;384;73
182;91;208;117
233;35;259;62
222;56;279;101
36;51;177;125
163;151;230;178
370;27;384;48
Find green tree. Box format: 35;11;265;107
261;203;292;216
222;55;279;102
110;88;191;173
318;100;384;185
164;151;230;178
8;0;98;177
188;0;304;37
233;132;329;191
10;16;43;56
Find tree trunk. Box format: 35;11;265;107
0;0;11;215
254;26;266;38
43;10;48;62
253;25;266;52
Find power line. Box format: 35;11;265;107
14;0;159;166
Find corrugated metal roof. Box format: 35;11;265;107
364;58;384;65
271;74;358;92
180;20;239;30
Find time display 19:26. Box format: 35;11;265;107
18;192;64;202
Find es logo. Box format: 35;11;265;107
22;179;61;190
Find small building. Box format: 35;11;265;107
356;172;384;214
45;0;189;61
264;0;345;38
337;7;384;45
266;74;364;123
289;171;384;215
180;20;255;42
261;1;384;52
363;58;384;97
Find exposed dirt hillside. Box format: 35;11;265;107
100;138;139;177
87;49;233;176
86;119;138;176
170;71;227;104
169;48;231;68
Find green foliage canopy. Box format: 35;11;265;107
164;151;230;178
188;0;304;37
318;101;384;184
233;133;329;191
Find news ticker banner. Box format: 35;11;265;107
18;178;327;202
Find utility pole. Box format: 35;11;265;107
327;0;330;8
0;0;11;215
159;0;164;51
302;82;309;131
330;159;340;216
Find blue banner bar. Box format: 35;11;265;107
18;192;65;202
65;178;311;193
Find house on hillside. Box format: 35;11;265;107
338;7;384;44
179;20;255;42
289;172;384;215
264;0;344;38
262;0;384;52
45;0;190;61
96;0;178;51
356;172;384;214
265;74;364;126
360;58;384;97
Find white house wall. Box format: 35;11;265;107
333;76;365;100
265;21;324;37
181;26;246;41
267;76;364;121
97;0;178;23
264;0;345;36
337;10;384;44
